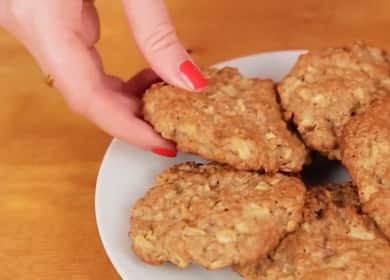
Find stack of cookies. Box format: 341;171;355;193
129;42;390;279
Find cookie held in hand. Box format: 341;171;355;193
143;67;308;172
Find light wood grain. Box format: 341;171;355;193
1;0;390;279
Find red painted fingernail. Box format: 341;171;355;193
151;147;177;157
179;60;208;90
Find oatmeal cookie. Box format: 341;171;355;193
278;42;390;159
341;98;390;238
130;162;305;269
235;183;390;280
143;67;308;172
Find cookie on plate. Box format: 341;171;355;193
235;183;390;280
341;98;390;238
143;67;308;172
278;42;390;159
130;162;306;269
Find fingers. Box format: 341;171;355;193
32;10;174;152
104;75;125;91
78;0;100;46
123;68;161;98
2;0;176;154
84;87;175;152
121;0;207;91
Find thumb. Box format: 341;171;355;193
121;0;207;91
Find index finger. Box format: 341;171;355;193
121;0;207;91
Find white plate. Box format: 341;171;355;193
95;51;351;280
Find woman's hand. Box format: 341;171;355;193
0;0;207;156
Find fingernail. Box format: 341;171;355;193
151;147;177;157
179;60;208;90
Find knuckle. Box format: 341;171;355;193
66;94;89;116
142;23;179;54
65;77;107;117
67;100;86;115
65;78;105;116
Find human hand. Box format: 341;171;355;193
0;0;207;156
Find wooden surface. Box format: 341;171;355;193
1;0;390;279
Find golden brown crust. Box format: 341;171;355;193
278;42;390;159
143;67;308;172
130;162;306;269
341;98;390;239
235;183;390;280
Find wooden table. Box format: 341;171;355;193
1;0;390;279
